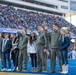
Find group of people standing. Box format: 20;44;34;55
0;23;70;74
0;32;20;71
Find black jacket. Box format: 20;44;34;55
4;40;12;53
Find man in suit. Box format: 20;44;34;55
18;29;28;72
1;33;12;71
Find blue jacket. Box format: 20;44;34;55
60;36;70;50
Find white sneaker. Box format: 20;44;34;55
16;67;18;71
12;67;15;71
60;65;68;74
60;65;66;74
7;69;12;71
61;71;67;74
65;65;68;74
1;68;6;71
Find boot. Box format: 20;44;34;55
60;65;65;74
31;67;36;72
33;67;36;72
31;67;34;72
65;65;68;74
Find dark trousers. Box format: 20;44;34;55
12;48;19;69
1;52;11;69
51;49;62;72
60;50;68;65
30;53;37;68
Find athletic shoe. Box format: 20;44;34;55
22;70;27;72
1;68;7;71
7;69;12;71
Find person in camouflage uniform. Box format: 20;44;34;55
37;25;48;72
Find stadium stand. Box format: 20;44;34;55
0;3;76;75
0;5;76;34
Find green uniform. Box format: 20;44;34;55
37;31;48;72
49;30;62;72
18;34;28;71
43;29;51;48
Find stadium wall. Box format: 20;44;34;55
0;0;70;15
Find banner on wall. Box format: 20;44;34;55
0;28;20;33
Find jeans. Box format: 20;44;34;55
30;53;37;68
60;50;68;65
1;52;11;69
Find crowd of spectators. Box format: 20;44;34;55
0;5;76;34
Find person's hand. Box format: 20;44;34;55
47;51;50;55
27;53;30;57
59;47;63;50
74;47;76;50
11;48;14;51
44;49;47;52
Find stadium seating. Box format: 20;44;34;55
0;5;76;34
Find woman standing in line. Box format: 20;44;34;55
60;27;70;74
11;32;21;71
27;32;37;72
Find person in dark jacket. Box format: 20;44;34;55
1;33;12;71
60;27;70;74
11;33;20;71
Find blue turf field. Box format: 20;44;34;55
0;59;76;75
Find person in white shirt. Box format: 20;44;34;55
27;32;37;72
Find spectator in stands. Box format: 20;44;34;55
60;27;70;74
72;38;76;59
72;50;76;59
